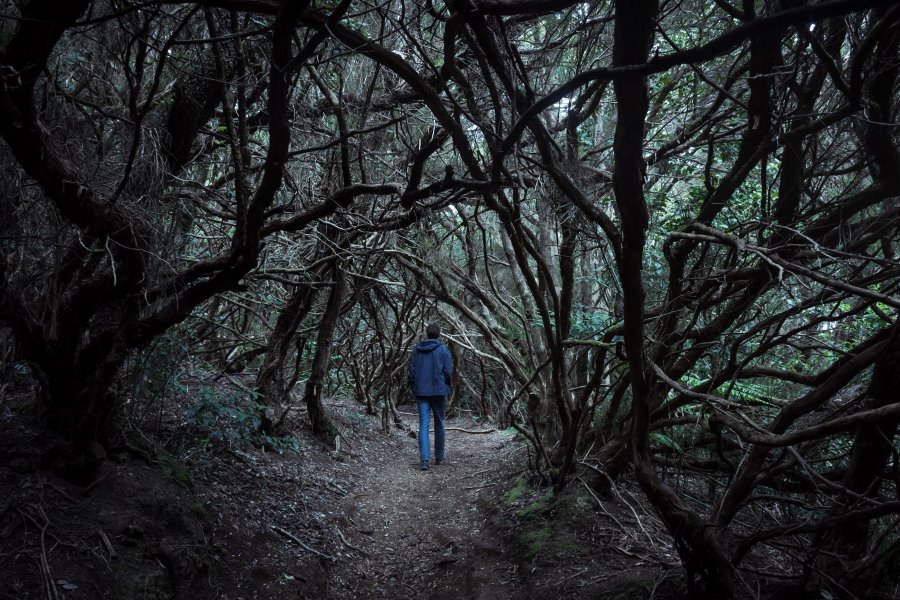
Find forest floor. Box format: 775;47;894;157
1;387;686;600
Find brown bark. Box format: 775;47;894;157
715;328;892;526
301;264;346;440
256;270;326;434
611;0;734;596
0;0;308;477
820;323;900;564
817;20;900;565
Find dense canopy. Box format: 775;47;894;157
1;0;899;596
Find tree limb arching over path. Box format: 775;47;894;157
1;0;899;597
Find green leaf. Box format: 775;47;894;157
650;432;683;454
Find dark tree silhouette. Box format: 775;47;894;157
1;0;898;596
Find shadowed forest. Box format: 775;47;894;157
1;0;899;598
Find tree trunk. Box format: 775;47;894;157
610;0;734;595
819;323;900;569
32;299;139;481
0;0;263;480
256;270;325;433
301;264;345;440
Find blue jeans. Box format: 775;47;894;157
416;395;445;463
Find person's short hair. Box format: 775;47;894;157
426;323;441;339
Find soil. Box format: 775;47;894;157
1;389;686;600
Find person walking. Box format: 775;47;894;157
408;323;453;471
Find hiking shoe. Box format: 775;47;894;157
420;461;430;471
435;458;445;465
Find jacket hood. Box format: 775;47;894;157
415;339;442;353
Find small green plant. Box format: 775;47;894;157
521;522;552;556
650;431;683;454
516;491;553;520
130;332;188;408
504;477;527;504
515;491;581;557
156;451;194;491
345;411;369;430
185;387;300;454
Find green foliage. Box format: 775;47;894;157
185;387;300;454
514;488;585;557
155;451;194;492
516;491;553;520
727;380;779;408
521;522;552;557
650;432;683;454
130;332;187;406
504;477;527;504
569;306;611;338
345;411;370;430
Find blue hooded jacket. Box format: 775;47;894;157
408;339;453;398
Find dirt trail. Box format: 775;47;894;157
1;391;679;600
190;398;679;599
328;409;526;599
0;394;532;600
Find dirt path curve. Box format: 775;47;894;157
329;409;526;599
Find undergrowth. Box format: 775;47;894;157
510;485;583;557
184;386;300;454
